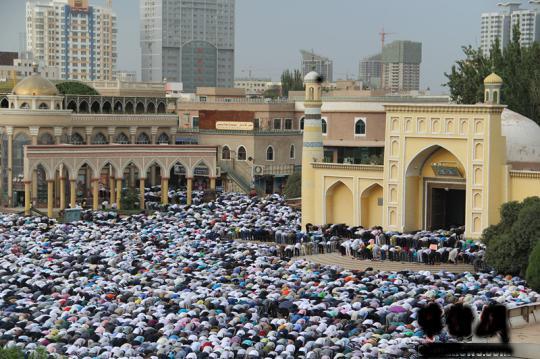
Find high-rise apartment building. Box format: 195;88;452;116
480;1;540;56
140;0;235;92
26;0;117;81
358;54;382;89
300;50;333;83
381;40;422;93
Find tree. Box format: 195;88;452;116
281;69;304;98
526;240;540;292
56;81;99;95
263;85;281;99
282;171;301;198
483;197;540;277
445;24;540;125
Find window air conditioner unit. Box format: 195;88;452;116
253;165;264;176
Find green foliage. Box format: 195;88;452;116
282;172;301;198
445;24;540;125
55;81;99;95
526;240;540;292
483;197;540;277
120;188;140;210
262;85;281;99
280;69;304;98
0;347;49;359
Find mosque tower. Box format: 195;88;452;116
484;72;503;104
301;71;324;230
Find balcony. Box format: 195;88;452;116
176;127;302;136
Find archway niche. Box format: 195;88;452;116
361;184;383;229
325;181;353;225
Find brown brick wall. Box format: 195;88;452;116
199;110;256;130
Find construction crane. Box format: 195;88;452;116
379;27;396;51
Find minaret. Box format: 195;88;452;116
484;72;503;104
301;71;324;231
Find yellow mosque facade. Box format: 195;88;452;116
301;72;540;239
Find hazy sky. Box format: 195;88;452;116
0;0;528;93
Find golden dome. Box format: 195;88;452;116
12;74;59;96
484;72;503;85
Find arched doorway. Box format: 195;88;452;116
35;164;48;208
193;162;210;191
325;181;353;225
122;162;141;209
405;146;466;231
76;163;95;208
361;184;383;229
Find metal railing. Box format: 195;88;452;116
176;128;301;136
179;97;293;104
219;160;253;193
261;164;296;176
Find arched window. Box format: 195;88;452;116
309;87;314;100
20;103;30;110
67;101;77;112
136;102;145;114
157;102;166;113
102;102;112;114
266;146;274;161
115;132;129;144
355;118;366;135
38;103;48;110
71;133;85;145
136;132;150;144
0;98;8;108
222;145;231;160
114;101;123;114
289;144;295;159
237;146;247;161
125;102;134;114
300;117;304;130
92;132;108;144
38;133;54;145
157;132;169;144
79;101;89;113
321;118;327;134
147;102;156;113
91;101;100;113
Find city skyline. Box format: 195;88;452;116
0;0;534;93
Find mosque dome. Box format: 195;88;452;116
484;72;503;85
12;74;59;96
501;109;540;164
304;71;323;83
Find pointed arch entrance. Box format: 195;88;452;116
325;181;353;225
405;145;467;231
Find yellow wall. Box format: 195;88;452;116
326;181;353;224
361;184;383;228
509;173;540;202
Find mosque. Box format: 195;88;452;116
0;73;218;217
301;72;540;239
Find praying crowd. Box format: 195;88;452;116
0;191;538;358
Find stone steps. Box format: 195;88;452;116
301;252;476;273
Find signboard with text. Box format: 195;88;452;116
216;121;254;131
